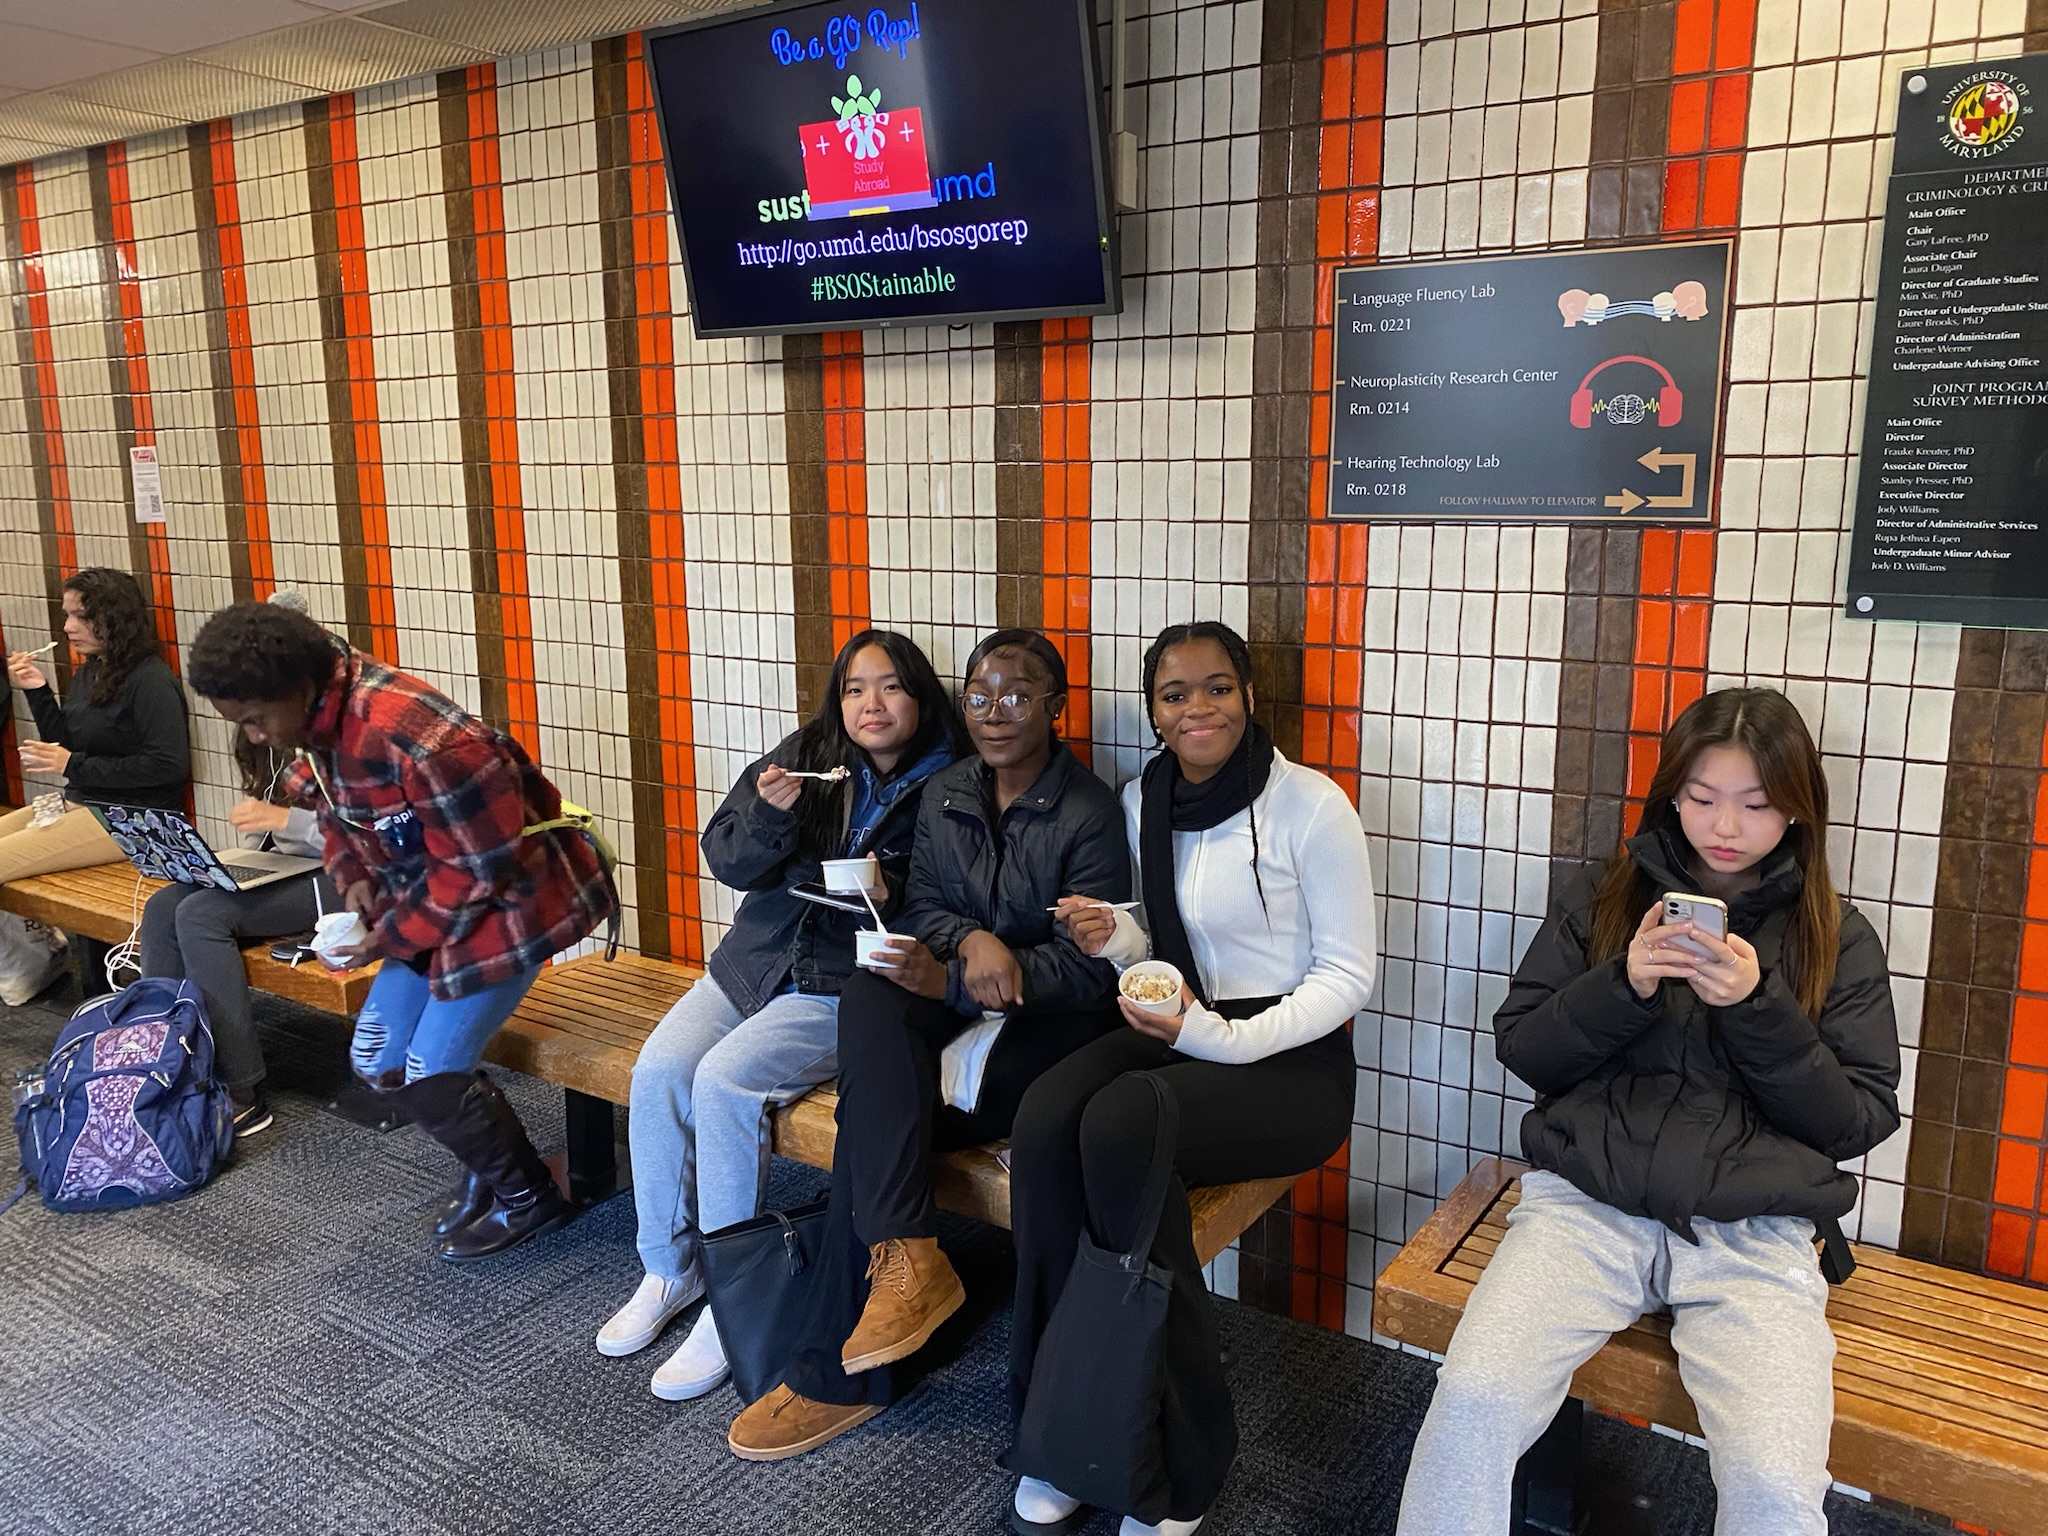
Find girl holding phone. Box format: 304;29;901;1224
1397;687;1902;1536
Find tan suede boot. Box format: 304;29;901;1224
839;1237;966;1374
726;1385;882;1461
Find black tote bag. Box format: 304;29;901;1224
700;1199;829;1406
1005;1072;1181;1521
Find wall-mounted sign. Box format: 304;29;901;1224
1846;55;2048;627
1328;242;1730;523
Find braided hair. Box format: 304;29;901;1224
1140;621;1267;913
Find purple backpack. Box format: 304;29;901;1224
11;979;234;1211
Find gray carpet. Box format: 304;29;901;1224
0;975;1940;1536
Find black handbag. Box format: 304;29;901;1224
1005;1072;1181;1522
699;1199;829;1406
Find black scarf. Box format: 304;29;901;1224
1138;722;1274;1007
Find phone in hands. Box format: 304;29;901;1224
1661;893;1728;959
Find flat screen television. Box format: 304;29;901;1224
644;0;1120;338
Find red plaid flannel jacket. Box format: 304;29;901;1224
284;645;618;999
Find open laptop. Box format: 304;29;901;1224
88;804;321;892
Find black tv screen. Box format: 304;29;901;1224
644;0;1119;337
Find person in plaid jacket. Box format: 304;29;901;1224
187;601;619;1261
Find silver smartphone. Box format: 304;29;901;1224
1662;892;1728;958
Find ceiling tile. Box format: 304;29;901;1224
0;134;67;169
0;93;185;153
0;0;328;56
0;23;162;94
62;57;313;126
201;14;488;92
360;0;721;57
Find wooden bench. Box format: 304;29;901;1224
0;861;374;1014
1375;1157;2048;1536
488;952;1295;1263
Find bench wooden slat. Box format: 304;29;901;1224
1374;1159;2048;1536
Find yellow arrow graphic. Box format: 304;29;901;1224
1638;445;1697;509
1604;487;1645;513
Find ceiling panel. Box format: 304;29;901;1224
0;94;185;154
360;0;723;58
0;0;329;55
0;24;162;93
61;58;314;127
202;15;488;94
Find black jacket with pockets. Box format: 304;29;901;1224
895;743;1127;1018
29;655;190;812
702;734;946;1017
1497;828;1901;1237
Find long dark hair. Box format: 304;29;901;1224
1588;687;1839;1019
63;568;159;706
790;629;963;859
1141;621;1267;910
233;733;291;803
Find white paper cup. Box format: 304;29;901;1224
311;910;369;961
1119;960;1185;1015
855;930;910;970
822;855;881;895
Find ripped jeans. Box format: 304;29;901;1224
350;960;544;1085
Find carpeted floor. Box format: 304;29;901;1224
0;975;1939;1536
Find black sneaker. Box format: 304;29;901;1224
231;1094;274;1139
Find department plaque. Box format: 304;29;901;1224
1328;242;1730;523
1847;55;2048;626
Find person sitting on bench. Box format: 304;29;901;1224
1009;620;1378;1536
1397;687;1902;1536
186;601;620;1262
725;628;1128;1462
598;628;964;1399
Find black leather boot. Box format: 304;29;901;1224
431;1171;493;1237
398;1072;576;1262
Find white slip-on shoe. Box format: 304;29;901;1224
651;1305;731;1401
1118;1518;1203;1536
1010;1476;1086;1535
596;1270;702;1358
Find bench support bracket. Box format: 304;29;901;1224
563;1089;623;1205
1511;1396;1582;1535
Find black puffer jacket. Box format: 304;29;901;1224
702;734;953;1016
896;743;1127;1017
1498;829;1900;1236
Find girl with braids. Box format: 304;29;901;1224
0;567;190;883
1005;620;1377;1536
602;629;965;1399
1397;688;1900;1536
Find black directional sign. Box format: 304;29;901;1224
1328;242;1731;524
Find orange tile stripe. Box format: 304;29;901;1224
320;95;400;661
203;120;276;600
1290;0;1388;1332
461;64;541;758
99;144;178;664
625;32;705;966
1624;0;1759;814
821;328;871;648
9;164;78;582
1040;315;1091;766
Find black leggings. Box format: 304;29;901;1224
782;969;1118;1408
1004;1019;1354;1520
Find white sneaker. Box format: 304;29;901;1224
650;1305;730;1401
1118;1518;1203;1536
595;1270;701;1358
1012;1476;1083;1530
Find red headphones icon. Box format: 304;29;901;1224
1570;355;1682;429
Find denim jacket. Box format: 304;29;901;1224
702;734;954;1016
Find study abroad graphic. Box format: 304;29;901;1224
801;74;936;218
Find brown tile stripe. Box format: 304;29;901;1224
592;33;707;965
85;143;178;659
303;94;399;661
1549;527;1643;894
187;121;274;605
992;319;1044;635
782;330;836;717
0;164;76;687
438;64;543;756
1588;0;1676;244
1900;617;2048;1267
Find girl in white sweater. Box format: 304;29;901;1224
1002;621;1378;1536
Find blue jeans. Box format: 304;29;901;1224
629;974;841;1282
351;961;544;1084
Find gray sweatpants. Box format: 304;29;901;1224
1397;1170;1835;1536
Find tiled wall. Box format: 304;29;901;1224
2;0;2047;1346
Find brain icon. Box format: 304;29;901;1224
1606;393;1648;425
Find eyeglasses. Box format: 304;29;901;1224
960;690;1046;723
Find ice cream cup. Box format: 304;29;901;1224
822;855;881;895
855;930;911;970
1119;960;1185;1016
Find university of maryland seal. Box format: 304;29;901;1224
1940;69;2029;157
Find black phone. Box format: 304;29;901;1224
269;935;316;963
788;883;870;915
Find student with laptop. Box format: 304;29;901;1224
185;600;620;1261
137;733;340;1138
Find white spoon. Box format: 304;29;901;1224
1046;900;1141;912
784;766;851;782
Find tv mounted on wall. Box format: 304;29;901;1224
644;0;1121;338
